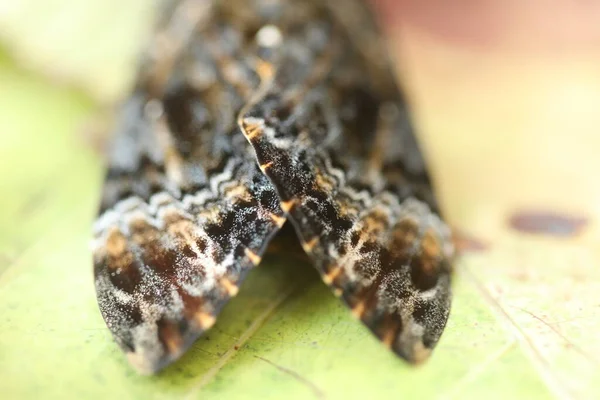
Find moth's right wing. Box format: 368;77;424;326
240;0;454;363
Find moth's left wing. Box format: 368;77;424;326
92;1;286;374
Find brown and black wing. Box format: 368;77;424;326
239;0;454;362
94;0;453;374
92;1;286;374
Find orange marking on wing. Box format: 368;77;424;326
244;248;262;265
381;328;395;349
241;119;263;140
301;236;319;253
260;161;273;172
256;59;274;81
268;212;286;227
105;228;127;259
322;266;342;285
224;184;252;202
280;199;296;213
194;312;216;330
412;342;432;364
219;278;239;296
162;325;184;355
351;301;366;319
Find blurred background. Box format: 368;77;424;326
372;0;600;239
1;1;599;398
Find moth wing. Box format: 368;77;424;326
240;1;453;362
93;2;286;373
93;91;284;374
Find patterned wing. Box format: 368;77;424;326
240;0;454;362
92;1;286;374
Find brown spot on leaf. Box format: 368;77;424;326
509;210;588;237
452;228;490;252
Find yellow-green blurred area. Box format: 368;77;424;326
1;1;599;399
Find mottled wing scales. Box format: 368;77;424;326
239;0;454;362
93;112;284;374
94;0;454;374
93;1;286;374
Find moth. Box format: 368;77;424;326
92;0;454;374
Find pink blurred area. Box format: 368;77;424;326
371;0;600;51
369;0;600;237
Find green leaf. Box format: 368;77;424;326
0;0;152;101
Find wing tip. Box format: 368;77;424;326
393;340;433;365
126;351;163;375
